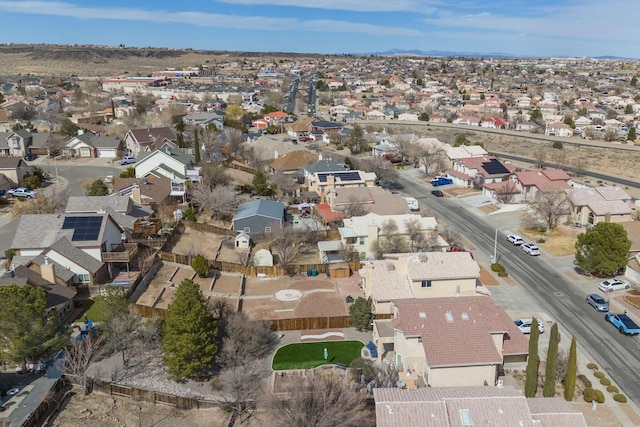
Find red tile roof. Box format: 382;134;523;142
315;203;344;222
514;169;572;192
391;297;529;367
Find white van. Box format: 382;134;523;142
403;197;419;211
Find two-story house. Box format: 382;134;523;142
123;127;176;157
449;156;515;188
134;144;201;185
338;214;440;261
10;213;127;285
566;186;632;226
307;170;377;195
509;169;572;202
360;252;482;315
374;297;529;387
0;130;49;157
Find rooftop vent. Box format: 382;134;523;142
418;253;428;262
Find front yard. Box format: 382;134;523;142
519;227;578;257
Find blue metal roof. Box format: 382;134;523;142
233;199;285;221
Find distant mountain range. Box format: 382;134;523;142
362;48;631;60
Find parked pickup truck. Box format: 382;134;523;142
7;187;37;198
431;177;453;186
605;312;640;335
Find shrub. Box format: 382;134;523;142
577;374;592;388
607;385;619;394
595;389;605;403
491;263;506;273
552;141;563;150
191;254;209;278
498;271;509;277
613;394;628;403
336;145;344;150
586;363;598;370
594;371;605;379
4;249;16;261
582;387;596;402
600;378;611;386
182;208;197;222
0;196;8;205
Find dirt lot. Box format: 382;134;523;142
519;226;579;257
166;228;225;260
135;264;179;307
49;392;230;427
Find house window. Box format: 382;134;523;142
421;280;432;288
77;273;90;283
265;227;272;233
244;227;251;233
588;212;595;225
359;252;366;260
359;237;365;245
417;337;422;343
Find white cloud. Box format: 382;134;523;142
0;1;422;36
215;0;439;13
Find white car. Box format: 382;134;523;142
598;278;630;293
521;243;541;256
514;318;544;334
507;235;524;245
118;156;136;165
7;187;37;198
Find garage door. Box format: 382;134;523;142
98;149;116;158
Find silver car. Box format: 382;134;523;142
586;293;609;312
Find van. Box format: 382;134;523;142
403;197;419;211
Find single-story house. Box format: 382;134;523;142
232;199;286;234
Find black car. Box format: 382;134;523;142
431;190;444;197
24;153;37;161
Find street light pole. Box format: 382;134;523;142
492;226;508;264
54;154;59;187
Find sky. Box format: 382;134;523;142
0;0;638;58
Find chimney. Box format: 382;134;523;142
77;129;84;136
41;256;56;284
131;185;142;204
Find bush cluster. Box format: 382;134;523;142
595;389;605;403
600;378;611;386
583;387;596;402
593;371;605;379
491;263;506;273
607;385;619;394
586;363;598;370
613;394;628;403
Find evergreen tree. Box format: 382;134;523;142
627;127;636;141
87;179;109;196
193;128;201;163
631;75;638;87
524;317;540;397
543;323;560;397
564;336;577;401
575;222;631;276
162;279;218;381
348;297;373;331
252;170;273;196
625;104;634;114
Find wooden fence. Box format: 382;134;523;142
270;313;393;331
181;220;236;236
66;375;221;410
157;249;360;278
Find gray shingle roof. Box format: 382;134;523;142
45;237;104;273
303;159;349;174
12;213;113;250
65;195;131;214
233;199;285;222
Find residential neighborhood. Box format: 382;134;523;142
1;47;640;426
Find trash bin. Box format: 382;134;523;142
0;190;4;197
310;269;317;277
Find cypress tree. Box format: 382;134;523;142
524;317;540;397
543;323;560;397
564;336;577;401
162;278;218;381
193;128;201;163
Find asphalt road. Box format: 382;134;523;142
397;171;640;404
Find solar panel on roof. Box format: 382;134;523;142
482;158;510;175
64;216;104;241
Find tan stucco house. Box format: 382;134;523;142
566;186;633;226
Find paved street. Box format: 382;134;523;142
398;168;640;409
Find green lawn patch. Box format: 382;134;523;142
272;341;364;370
73;299;110;323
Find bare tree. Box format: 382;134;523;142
528;190;570;232
189;185;240;220
552;146;568;167
414;143;446;175
372;219;408;257
571;155;589;177
353;157;398;186
338;242;360;263
237;250;252;267
217;312;277;368
495;181;518;204
268;372;370;427
46;134;66;157
338;197;369;218
270;171;296;200
10;187;70;217
533;145;546;169
405;218;430;252
133;246;157;274
201;164;231;189
392;135;416;162
270;226;305;275
217;361;268;424
239;144;265;169
64;334;104;395
441;225;462;246
224;128;244;156
103;309;142;367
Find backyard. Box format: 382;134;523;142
272;341;364;370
